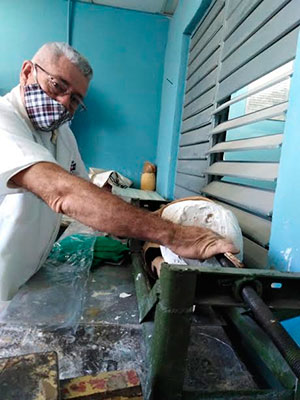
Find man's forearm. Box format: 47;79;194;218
12;162;175;246
60;176;175;245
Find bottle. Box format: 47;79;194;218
141;161;156;191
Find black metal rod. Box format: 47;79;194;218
241;285;300;379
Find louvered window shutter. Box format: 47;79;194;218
175;0;300;268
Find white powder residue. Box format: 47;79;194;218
119;292;132;298
91;291;112;298
281;248;293;271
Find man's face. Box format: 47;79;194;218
21;55;89;115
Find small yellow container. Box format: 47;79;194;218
141;172;156;191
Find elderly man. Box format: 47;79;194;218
0;42;236;301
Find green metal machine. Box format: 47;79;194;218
131;239;300;400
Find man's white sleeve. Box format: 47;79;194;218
0;106;57;196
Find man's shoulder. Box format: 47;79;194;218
0;89;30;134
0;97;21;128
0;92;16;114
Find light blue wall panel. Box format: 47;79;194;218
156;0;212;199
269;34;300;273
0;0;66;95
268;34;300;346
71;3;169;186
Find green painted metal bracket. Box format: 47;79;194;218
132;252;160;322
145;263;197;400
166;264;300;310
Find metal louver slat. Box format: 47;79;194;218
217;27;299;101
174;184;200;199
180;124;211;146
243;237;269;269
176;172;207;193
186;49;220;93
185;69;218;105
206;162;278;181
178;142;210;160
222;0;291;61
201;181;274;216
188;29;222;80
211;102;288;135
221;0;300;81
188;14;224;77
181;106;213;133
224;0;265;40
177;159;208;176
213;67;293;114
226;0;243;20
190;0;224;50
183;88;215;120
214;201;271;247
207;134;283;154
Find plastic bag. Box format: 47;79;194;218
0;234;96;332
92;236;129;267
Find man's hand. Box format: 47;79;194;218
167;224;238;260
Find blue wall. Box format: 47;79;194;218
0;0;66;94
71;4;169;185
155;0;212;199
0;0;169;186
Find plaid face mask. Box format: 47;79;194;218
24;83;72;132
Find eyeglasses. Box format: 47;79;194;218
34;63;87;112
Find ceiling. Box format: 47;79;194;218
77;0;179;15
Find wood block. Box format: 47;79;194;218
0;351;59;400
60;369;143;399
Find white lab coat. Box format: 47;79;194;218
0;85;88;300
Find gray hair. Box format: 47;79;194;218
32;42;93;80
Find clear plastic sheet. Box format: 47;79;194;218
59;219;102;241
0;234;96;332
184;330;256;390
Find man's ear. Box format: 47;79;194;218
20;61;34;86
